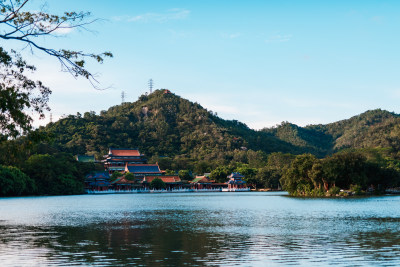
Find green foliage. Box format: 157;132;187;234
110;171;123;181
39;90;298;166
0;48;51;138
281;150;400;197
4;87;400;196
235;164;258;187
259;152;295;189
350;184;362;195
150;178;166;189
328;186;341;196
23;153;87;195
280;154;318;194
164;169;176;175
263;109;400;158
125;172;135;181
194;160;212;174
178;170;192;181
0;165;36;196
0;1;112;139
210;166;233;183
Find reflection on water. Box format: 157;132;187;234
1;192;400;266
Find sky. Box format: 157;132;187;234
5;0;400;129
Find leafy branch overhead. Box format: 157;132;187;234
0;0;112;139
0;0;112;82
0;47;50;138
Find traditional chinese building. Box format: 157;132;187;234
191;175;225;190
104;148;147;174
226;172;247;190
85;172;110;192
125;163;163;178
191;176;210;184
110;176;139;191
144;176;183;190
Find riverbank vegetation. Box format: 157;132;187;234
1;129;400;197
280;149;400;197
2;91;400;196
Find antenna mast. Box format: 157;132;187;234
121;91;126;103
148;79;154;94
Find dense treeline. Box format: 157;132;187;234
2;90;400;196
0;134;98;196
280;149;400;196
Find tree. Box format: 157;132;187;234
194;160;211;174
235;164;258;188
308;161;324;190
150;178;166;190
256;167;279;189
210;166;233;183
125;172;135;181
178;170;192;181
23;153;85;195
110;171;123;181
0;165;35;195
0;0;112;139
280;154;317;194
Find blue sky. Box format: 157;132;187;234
12;0;400;129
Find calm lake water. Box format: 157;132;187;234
0;192;400;266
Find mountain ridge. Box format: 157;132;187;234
42;90;400;165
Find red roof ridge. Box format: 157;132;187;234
110;148;141;156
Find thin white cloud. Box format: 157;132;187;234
222;32;241;39
371;16;384;24
114;8;190;23
167;29;193;38
265;34;292;43
391;89;400;98
54;26;73;35
38;21;74;35
281;97;353;109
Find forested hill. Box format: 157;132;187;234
262;109;400;157
43;90;400;165
43;90;299;165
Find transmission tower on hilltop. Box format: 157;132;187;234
121;91;126;103
148;79;154;94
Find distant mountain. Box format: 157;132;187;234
262;109;400;157
43;90;400;162
44;90;297;163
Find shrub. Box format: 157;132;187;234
150;178;166;189
350;184;362;195
0;165;36;196
328;186;341;196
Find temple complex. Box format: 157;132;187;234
104;148;147;173
83;147;250;193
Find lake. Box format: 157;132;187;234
0;192;400;266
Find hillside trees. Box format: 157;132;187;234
23;153;88;195
0;165;35;195
0;0;112;139
280;150;400;196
